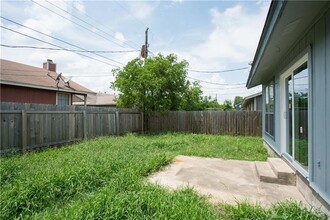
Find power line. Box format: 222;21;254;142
113;0;157;56
0;16;124;66
1;68;112;75
30;0;132;51
1;44;139;53
188;67;249;73
44;0;140;50
0;73;112;78
0;25;121;68
201;86;246;90
69;0;142;50
187;76;246;86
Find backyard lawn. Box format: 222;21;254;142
0;132;327;219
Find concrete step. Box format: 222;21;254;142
268;158;296;185
255;161;278;183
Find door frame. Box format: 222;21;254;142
280;52;311;178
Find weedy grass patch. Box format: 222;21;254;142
218;200;327;220
0;132;327;219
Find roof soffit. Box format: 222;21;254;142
247;1;329;88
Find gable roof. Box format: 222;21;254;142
241;92;262;108
0;59;94;95
247;1;329;88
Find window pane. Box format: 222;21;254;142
265;80;275;137
293;63;308;169
287;75;293;156
57;93;70;106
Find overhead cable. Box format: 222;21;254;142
69;0;142;49
0;73;112;78
30;0;131;51
187;76;246;86
1;44;139;53
0;25;121;68
188;67;249;73
0;16;124;66
44;0;140;50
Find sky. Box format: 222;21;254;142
0;0;270;103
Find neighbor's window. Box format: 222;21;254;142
57;93;70;106
265;80;275;137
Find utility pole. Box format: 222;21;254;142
144;27;149;59
141;28;149;59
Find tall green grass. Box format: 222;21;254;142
0;133;327;219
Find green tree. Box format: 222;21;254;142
233;96;244;108
201;96;221;110
221;99;234;111
111;54;203;115
180;81;204;111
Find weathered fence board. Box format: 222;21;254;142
1;103;142;153
147;111;262;136
1;102;261;154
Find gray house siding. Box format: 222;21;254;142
262;76;281;155
256;96;262;112
326;9;330;206
262;8;330;203
311;9;328;201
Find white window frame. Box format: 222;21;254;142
264;79;275;138
280;52;309;178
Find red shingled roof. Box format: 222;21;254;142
0;59;95;95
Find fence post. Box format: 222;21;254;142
141;112;144;134
83;111;87;139
68;112;74;141
21;110;27;153
116;111;120;135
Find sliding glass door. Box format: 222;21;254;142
286;62;309;171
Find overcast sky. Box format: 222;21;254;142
1;0;270;103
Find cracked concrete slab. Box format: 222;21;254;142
148;155;308;207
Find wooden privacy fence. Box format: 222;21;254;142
0;103;143;153
1;103;261;153
147;111;262;136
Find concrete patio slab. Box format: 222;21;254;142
148;155;308;207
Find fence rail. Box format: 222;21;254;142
1;103;261;153
1;103;142;153
147;111;261;136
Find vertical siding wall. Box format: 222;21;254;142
0;103;142;153
0;84;57;104
267;8;330;203
326;7;330;205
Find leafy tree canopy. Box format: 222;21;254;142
111;54;203;116
222;99;234;111
233;96;244;108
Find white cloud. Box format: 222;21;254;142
115;32;126;44
191;4;268;63
72;0;85;13
160;2;268;102
1;1;268;101
123;1;157;20
0;0;130;94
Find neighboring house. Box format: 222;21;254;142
241;92;262;111
0;59;94;105
247;0;330;209
73;92;117;107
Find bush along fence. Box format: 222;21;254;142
147;111;262;136
0;103;142;153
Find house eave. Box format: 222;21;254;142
246;1;329;89
246;0;286;89
0;80;88;96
